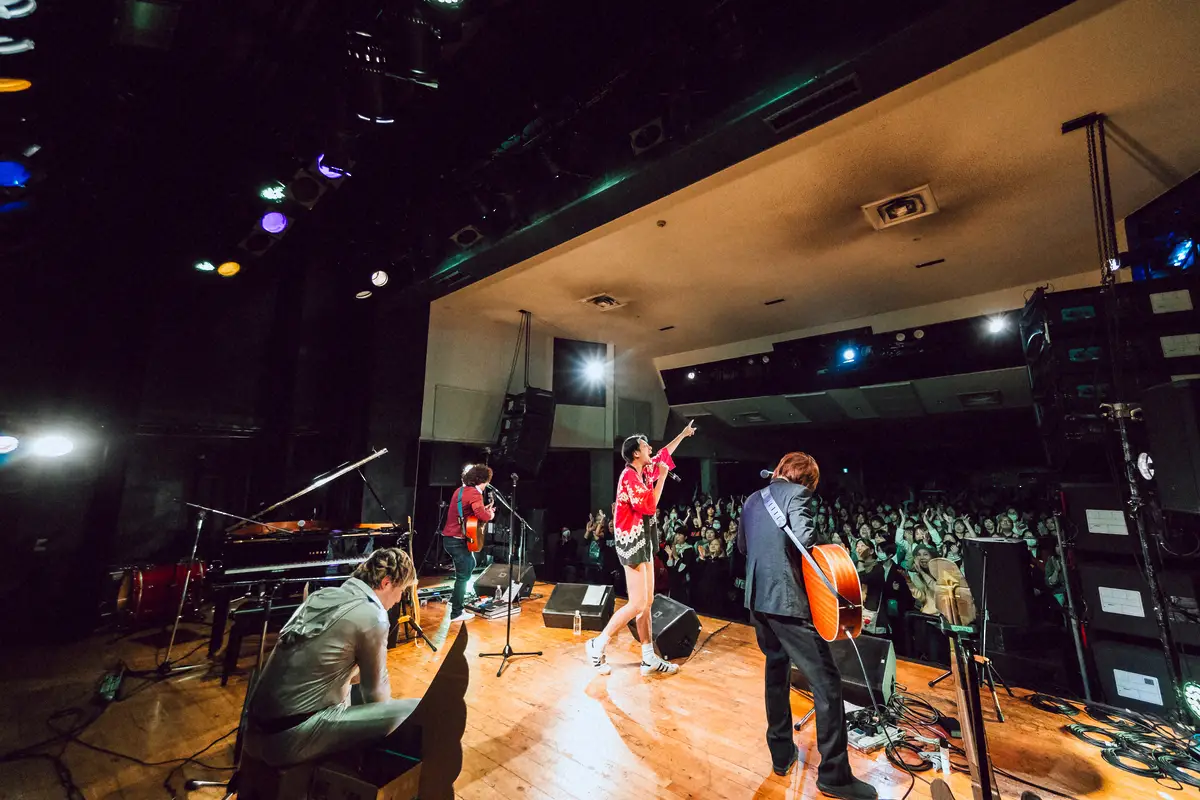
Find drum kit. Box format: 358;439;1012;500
105;560;207;627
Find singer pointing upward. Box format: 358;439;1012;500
586;420;697;676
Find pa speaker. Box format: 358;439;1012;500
627;594;701;661
791;634;895;709
1092;639;1200;717
542;583;614;632
496;388;555;476
473;563;535;599
1059;483;1135;554
429;442;465;487
962;538;1034;627
1143;380;1200;514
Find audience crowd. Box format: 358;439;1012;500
548;486;1067;663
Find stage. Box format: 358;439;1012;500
0;581;1149;799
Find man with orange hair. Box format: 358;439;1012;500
739;452;876;800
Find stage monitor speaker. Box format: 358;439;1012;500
542;583;614;632
473;563;535;599
1091;638;1200;717
790;634;895;709
1077;563;1200;647
961;537;1034;627
1142;380;1200;514
429;442;466;487
1059;483;1135;554
627;594;701;661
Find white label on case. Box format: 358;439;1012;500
1150;290;1193;314
1098;586;1144;618
1086;509;1128;535
1113;669;1163;706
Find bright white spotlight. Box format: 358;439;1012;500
371;271;389;287
987;317;1007;334
0;435;18;454
30;434;74;457
686;371;696;380
582;360;605;383
842;347;858;363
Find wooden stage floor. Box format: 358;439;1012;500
0;581;1148;799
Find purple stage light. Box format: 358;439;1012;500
316;154;346;179
261;212;289;234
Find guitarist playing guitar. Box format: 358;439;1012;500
738;452;877;800
441;464;495;623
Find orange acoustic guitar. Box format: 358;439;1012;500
800;544;863;642
464;516;485;553
758;487;862;642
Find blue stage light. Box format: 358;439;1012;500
841;347;858;363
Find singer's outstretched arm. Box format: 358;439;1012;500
662;419;697;456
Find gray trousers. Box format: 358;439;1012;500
243;697;420;767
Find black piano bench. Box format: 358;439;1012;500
221;602;302;686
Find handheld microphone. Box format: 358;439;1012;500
667;471;681;483
760;469;774;480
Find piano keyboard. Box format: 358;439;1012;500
224;557;365;576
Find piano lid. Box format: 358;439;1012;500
227;519;340;539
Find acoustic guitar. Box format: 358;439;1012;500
464;516;485;553
800;544;863;642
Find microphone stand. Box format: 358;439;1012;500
479;473;542;677
157;506;211;677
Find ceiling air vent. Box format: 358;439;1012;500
578;292;626;311
736;411;770;425
764;74;861;135
862;185;940;231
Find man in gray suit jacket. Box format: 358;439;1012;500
739;452;876;800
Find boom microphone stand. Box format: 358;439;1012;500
479;473;542;677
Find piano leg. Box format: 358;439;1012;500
210;590;231;658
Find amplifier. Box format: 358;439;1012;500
791;634;895;709
542;583;614;632
628;594;701;661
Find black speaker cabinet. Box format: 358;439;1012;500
542;583;614;632
1060;483;1136;554
1143;380;1200;514
790;634;896;709
496;388;556;476
961;537;1034;627
627;594;701;661
1077;563;1200;647
473;563;535;599
429;442;466;487
1092;639;1200;716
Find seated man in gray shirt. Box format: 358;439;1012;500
243;547;420;766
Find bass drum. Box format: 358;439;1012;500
116;562;206;626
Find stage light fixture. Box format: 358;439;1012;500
0;161;31;188
0;435;18;454
1;0;38;20
686;371;696;380
371;270;389;287
0;77;32;92
1169;238;1195;269
217;261;240;277
194;260;215;272
260;211;289;235
842;468;849;474
582;360;605;383
1184;681;1200;723
841;347;858;363
987;317;1008;334
0;36;34;55
356;290;372;299
30;434;73;457
1137;452;1155;481
260;184;285;202
316;154;348;180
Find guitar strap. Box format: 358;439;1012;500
758;487;857;607
457;486;466;528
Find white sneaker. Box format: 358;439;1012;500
640;657;680;677
585;637;611;675
450;611;474;622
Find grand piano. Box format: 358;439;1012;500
205;450;414;659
